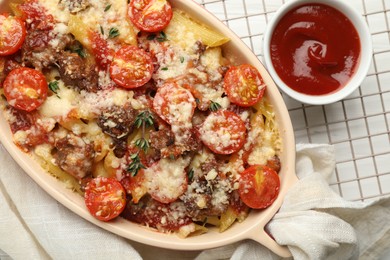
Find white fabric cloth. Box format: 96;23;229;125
1;143;389;260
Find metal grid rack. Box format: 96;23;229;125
196;0;390;202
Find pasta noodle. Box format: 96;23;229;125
178;223;208;238
165;9;230;49
34;144;83;194
220;206;240;232
68;15;92;50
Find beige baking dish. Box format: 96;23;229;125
0;0;297;257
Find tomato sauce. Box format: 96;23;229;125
270;4;361;95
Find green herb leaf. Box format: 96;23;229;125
156;31;167;42
130;153;138;160
48;81;60;94
161;67;168;71
147;34;156;40
104;4;111;12
130;111;154;171
100;25;104;35
127;153;146;177
75;47;86;58
187;168;194;182
48;81;61;98
134;111;154;129
180;56;184;63
135;137;149;152
69;43;87;58
209;101;222;112
147;32;167;42
108;27;120;38
146;118;154;127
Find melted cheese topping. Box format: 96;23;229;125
145;157;190;201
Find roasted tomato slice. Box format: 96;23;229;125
224;64;266;107
128;0;173;32
153;82;196;126
0;14;26;56
84;177;126;221
3;67;48;111
198;110;246;155
238;165;280;209
109;45;153;89
121;169;148;204
89;31;114;71
19;0;55;30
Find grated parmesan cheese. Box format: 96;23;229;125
144;157;191;201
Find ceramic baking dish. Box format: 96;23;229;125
0;0;297;257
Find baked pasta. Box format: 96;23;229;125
0;0;282;237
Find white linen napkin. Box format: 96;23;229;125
1;143;389;260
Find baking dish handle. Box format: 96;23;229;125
250;229;292;258
248;169;298;257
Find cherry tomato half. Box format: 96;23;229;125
224;64;266;107
153;82;196;126
84;177;126;221
109;45;154;89
120;172;147;204
19;0;55;30
198;110;246;155
89;31;114;71
128;0;173;32
3;67;48;112
238;165;280;209
0;14;26;56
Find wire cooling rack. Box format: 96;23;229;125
196;0;390;202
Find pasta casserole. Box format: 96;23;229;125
0;0;282;237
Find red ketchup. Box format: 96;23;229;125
270;4;361;95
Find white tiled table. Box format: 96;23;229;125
197;0;390;203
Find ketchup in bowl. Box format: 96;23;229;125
270;3;361;96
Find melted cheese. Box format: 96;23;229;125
39;83;77;118
199;113;240;149
38;0;70;22
165;23;198;52
145;157;190;201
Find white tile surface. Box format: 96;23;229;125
197;0;390;202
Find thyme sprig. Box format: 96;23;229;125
134;110;154;128
127;153;146;176
127;111;155;176
134;137;149;152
